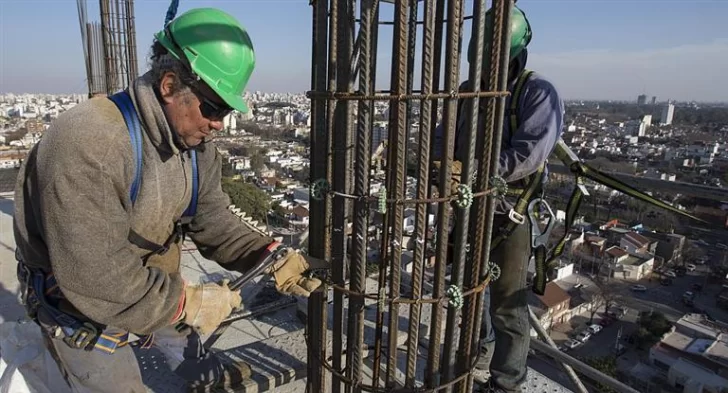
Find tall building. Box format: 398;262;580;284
661;103;675;125
651;96;657;105
371;122;388;156
637;94;647;105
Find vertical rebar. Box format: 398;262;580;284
113;0;124;91
306;0;330;391
464;1;513;392
445;0;484;390
439;0;473;387
351;0;376;390
425;0;463;387
100;0;114;95
404;0;435;387
384;0;409;387
125;0;138;84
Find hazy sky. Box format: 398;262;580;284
1;0;726;102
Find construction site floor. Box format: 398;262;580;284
0;195;572;393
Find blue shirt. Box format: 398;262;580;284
433;71;565;214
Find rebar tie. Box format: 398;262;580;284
455;184;474;209
489;176;508;199
310;178;330;201
488;262;501;282
377;186;387;214
446;285;464;309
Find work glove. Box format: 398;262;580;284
182;279;242;335
432;160;463;195
266;249;328;297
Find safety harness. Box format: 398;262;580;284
109;90;200;261
18;90;200;354
496;70;706;295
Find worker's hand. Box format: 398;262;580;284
266;249;328;297
432;160;462;195
182;279;242;335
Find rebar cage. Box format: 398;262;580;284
306;0;516;391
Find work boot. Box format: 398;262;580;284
186;360;252;393
473;380;510;393
473;339;495;384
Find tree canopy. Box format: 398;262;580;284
221;178;271;223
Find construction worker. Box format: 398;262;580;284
13;8;325;393
434;5;564;392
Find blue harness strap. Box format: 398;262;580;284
107;91;198;216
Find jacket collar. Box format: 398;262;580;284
129;72;181;156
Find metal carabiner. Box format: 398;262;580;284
528;198;556;249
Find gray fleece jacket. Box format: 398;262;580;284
13;72;273;335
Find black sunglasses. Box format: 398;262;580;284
190;83;233;120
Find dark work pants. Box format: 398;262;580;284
35;307;226;393
479;214;531;392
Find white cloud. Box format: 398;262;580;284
528;39;728;102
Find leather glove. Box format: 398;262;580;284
266;249;328;297
432;160;462;195
182;279;241;335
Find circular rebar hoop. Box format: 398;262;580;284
306;89;510;102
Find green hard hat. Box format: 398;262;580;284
154;8;255;114
467;5;532;68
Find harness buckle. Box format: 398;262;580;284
508;209;526;225
64;322;98;350
528;198;556;249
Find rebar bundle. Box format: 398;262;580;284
77;0;137;97
306;0;516;391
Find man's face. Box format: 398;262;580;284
158;72;232;147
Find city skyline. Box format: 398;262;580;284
1;0;727;102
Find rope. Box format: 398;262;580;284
165;0;180;26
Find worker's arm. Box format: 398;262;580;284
498;77;564;183
185;145;275;273
36;106;184;335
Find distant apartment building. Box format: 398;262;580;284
661;103;675;125
528;282;572;329
638;94;648;105
629;314;728;393
641;232;686;265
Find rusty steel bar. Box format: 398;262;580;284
125;0;138;84
444;0;485;390
404;0;435;387
384;0;409;387
440;0;471;387
463;1;513;392
306;0;330;391
425;0;463;386
100;0;114;95
347;0;374;391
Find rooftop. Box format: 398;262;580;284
620;254;648;266
534;282;571;309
